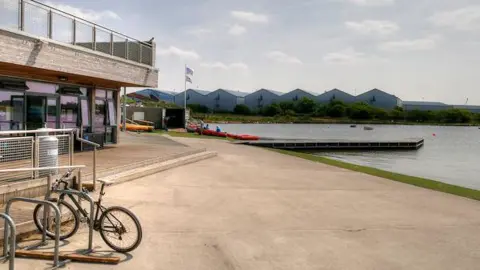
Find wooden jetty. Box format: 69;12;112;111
235;138;424;151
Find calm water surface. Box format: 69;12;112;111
216;124;480;190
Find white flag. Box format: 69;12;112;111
185;75;192;83
186;66;194;76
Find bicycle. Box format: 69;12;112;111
33;169;143;253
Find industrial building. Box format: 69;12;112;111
173;89;210;108
206;89;249;112
317;89;355;104
355;89;403;110
277;88;317;102
244;89;282;111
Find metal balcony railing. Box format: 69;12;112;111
0;0;155;66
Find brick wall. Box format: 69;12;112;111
0;28;158;87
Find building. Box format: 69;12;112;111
135;89;176;103
355;89;402;110
452;105;480;113
244;89;282;111
174;89;210;108
278;89;316;102
0;0;157;145
206;89;249;112
317;89;355;104
403;101;452;111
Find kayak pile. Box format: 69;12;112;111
196;128;260;141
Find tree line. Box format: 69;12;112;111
188;97;478;124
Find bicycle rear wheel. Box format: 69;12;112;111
99;206;142;253
33;198;80;240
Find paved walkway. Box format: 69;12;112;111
13;137;480;269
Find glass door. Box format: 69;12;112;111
26;95;46;130
94;99;106;134
11;95;24;130
47;97;58;129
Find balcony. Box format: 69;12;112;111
0;0;154;67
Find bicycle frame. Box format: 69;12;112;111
55;182;125;233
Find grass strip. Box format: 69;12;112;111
271;149;480;201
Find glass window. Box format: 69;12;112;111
47;98;57;129
81;99;90;126
107;90;113;99
27;81;57;94
0;91;24;131
95;89;106;98
80;88;88;96
108;100;116;126
60;96;78;128
94;99;105;133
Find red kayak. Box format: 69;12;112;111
199;129;227;137
236;134;260;141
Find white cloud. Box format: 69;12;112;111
345;20;399;35
345;0;395;6
200;62;249;70
44;1;120;21
266;51;302;64
157;46;200;60
231;11;269;23
1;0;17;10
429;6;480;31
187;28;213;37
323;48;364;64
378;37;437;52
228;24;247;36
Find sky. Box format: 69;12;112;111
2;0;480;104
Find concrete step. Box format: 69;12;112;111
96;150;217;186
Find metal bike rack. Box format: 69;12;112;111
5;197;65;269
46;173;95;253
0;213;16;270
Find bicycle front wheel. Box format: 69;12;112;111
99;206;142;253
33;198;80;240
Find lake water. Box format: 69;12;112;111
215;124;480;190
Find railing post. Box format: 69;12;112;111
18;0;25;31
93;146;97;190
72;18;76;45
69;131;74;166
125;38;129;60
110;32;114;55
92;26;96;50
47;9;53;39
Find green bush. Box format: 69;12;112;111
188;104;210;113
233;104;251;115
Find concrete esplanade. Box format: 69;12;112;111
16;136;480;269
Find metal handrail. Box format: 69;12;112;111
0;213;15;270
27;0;153;48
0;128;75;135
75;130;98;189
0;165;85;173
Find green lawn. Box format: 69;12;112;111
271;149;480;201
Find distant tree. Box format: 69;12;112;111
188;104;210;113
233;104;251;115
327;104;346;118
278;101;295;115
262;103;281;116
295;97;316;114
348;102;373;120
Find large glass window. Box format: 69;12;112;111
107;100;116;126
47;98;57;129
95;89;106;98
27;81;57;94
60;96;78;128
81;99;90;127
94;99;105;133
0;91;24;131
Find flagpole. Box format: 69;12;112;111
184;64;187;128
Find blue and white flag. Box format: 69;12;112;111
185;66;194;76
185;75;192;83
